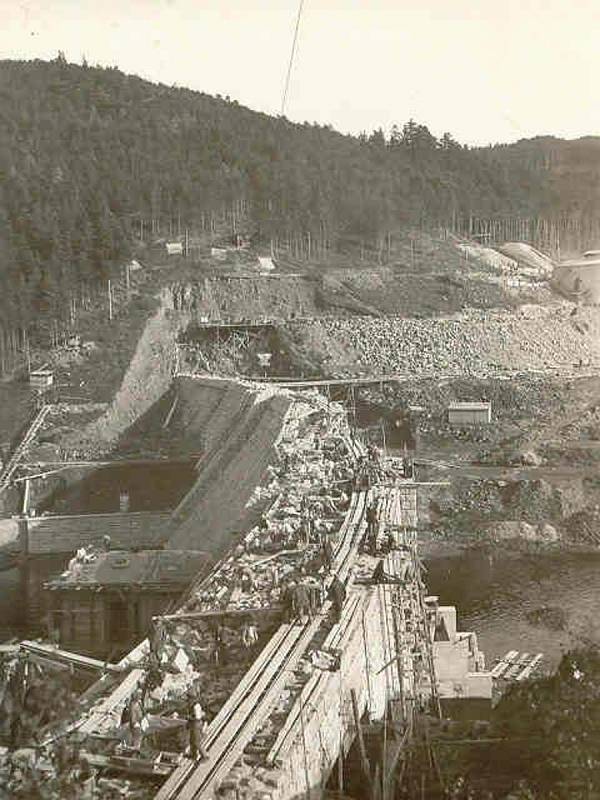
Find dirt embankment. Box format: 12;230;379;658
59;304;192;456
160;229;548;323
164;275;323;320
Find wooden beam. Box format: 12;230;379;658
20;641;121;673
351;688;372;785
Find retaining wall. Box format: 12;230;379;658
168;385;292;553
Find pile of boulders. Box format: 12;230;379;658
300;306;598;377
433;477;585;530
483;520;561;543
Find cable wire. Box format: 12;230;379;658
281;0;305;116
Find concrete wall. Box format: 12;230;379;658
433;606;492;700
237;590;491;800
22;511;170;555
174;378;253;454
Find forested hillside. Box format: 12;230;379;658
0;56;597;365
467;136;600;253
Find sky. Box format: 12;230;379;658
1;0;599;146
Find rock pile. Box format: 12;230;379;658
295;306;600;377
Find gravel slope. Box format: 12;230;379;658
288;305;600;377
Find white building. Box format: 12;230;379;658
166;241;184;256
447;401;492;426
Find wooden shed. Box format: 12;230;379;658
447;402;492;426
165;241;184;256
30;368;54;392
45;549;211;657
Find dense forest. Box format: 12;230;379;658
0;55;598;363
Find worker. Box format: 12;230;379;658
368;442;380;463
269;563;280;588
127;689;145;751
149;619;166;662
240;568;256;594
305;576;323;618
328;575;346;623
293;581;310;624
298;507;313;548
141;652;162;706
241;618;259;649
258;513;269;531
102;534;112;552
213;623;227;667
282;579;296;623
187;699;209;761
366;503;378;550
321;534;334;571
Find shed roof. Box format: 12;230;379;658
448;402;491;412
47;549;211;590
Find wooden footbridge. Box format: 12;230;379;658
0;403;51;491
155;489;369;800
150;477;460;800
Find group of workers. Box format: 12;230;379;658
111;426;373;764
120;685;210;762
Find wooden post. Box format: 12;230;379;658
338;737;344;794
350;689;371;784
108;280;113;321
22;478;31;515
18;516;29;556
25;331;31;376
299;697;311;800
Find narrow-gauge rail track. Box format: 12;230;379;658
0;403;51;491
156;489;368;800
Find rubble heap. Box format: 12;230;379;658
289;305;600;377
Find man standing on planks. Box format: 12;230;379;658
328;574;346;623
127;689;145;751
187;695;209;761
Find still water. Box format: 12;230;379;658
425;546;600;672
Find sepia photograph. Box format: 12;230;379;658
0;1;599;797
